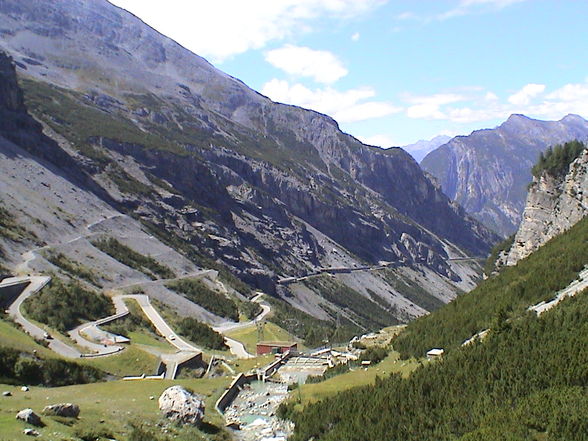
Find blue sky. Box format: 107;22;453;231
109;0;588;153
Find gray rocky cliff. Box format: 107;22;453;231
505;148;588;266
422;114;588;236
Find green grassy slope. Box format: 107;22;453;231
0;377;231;441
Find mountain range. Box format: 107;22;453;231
0;0;497;333
421;114;588;236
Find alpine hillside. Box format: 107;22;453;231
0;0;497;336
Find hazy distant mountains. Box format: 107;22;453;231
402;135;451;162
421;114;588;236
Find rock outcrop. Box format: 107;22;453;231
42;403;80;418
158;386;205;426
16;409;42;426
422;114;588;236
505;148;588;265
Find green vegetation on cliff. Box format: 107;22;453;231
0;346;104;386
265;295;359;347
177;317;227;350
281;209;588;441
532;139;586;178
45;251;99;286
304;275;399;330
167;278;238;321
482;234;514;276
283;288;588;441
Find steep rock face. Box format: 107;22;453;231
422;114;588;236
0;51;49;154
0;0;497;325
505;148;588;265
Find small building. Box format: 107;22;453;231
256;341;298;356
426;348;444;360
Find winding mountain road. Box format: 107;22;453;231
3;275;81;358
213;293;270;359
6;210;272;363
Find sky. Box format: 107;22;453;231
108;0;588;155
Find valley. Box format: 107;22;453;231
0;1;587;441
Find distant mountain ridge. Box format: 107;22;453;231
401;135;451;162
421;114;588;236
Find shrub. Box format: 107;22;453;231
167;279;238;321
177;317;227;350
23;278;113;332
359;346;388;364
0;346;104;386
45;252;99;286
92;237;174;280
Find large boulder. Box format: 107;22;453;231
16;409;42;426
158;386;205;426
42;403;80;418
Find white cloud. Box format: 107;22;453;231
484;91;499;101
261;79;402;123
438;0;526;20
351;32;361;41
396;11;417;20
265;45;347;84
405;93;465;119
108;0;387;63
508;83;545;105
400;80;588;125
357;134;397;147
531;80;588;118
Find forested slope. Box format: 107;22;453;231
283;289;588;441
394;215;588;358
281;216;588;441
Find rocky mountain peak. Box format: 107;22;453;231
421;114;588;236
0;52;24;112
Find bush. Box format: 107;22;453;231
74;426;114;441
127;424;163;441
103;300;156;338
359;346;388;364
305;362;353;384
45;252;99;286
23;278;113;332
167;279;238;321
177;318;227;350
240;301;262;320
92;237;174;280
0;346;104;386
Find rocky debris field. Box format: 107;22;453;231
224;381;292;441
